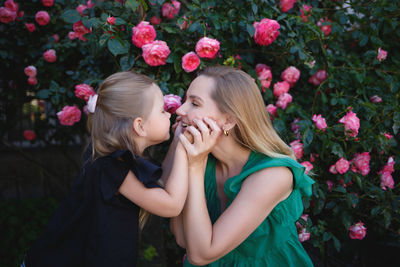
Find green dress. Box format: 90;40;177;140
184;151;315;267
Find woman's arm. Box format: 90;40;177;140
170;213;186;248
183;166;293;265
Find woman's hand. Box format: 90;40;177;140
179;117;221;169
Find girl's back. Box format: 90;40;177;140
26;149;161;267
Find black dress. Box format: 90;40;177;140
25;149;162;267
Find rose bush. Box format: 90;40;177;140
1;0;399;265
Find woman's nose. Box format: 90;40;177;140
176;103;185;116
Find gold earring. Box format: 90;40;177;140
223;129;229;136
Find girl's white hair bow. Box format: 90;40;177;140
87;94;98;113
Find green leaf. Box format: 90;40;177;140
302;128;313;147
359;35;368;47
323;232;332;241
246;24;255;37
332;236;341;252
126;0;140;13
331;143;344;157
371;206;381;216
107;38;129;56
251;3;258;14
99;34;110;46
61;10;81;24
36;89;50;99
188;21;201;32
120;55;135;71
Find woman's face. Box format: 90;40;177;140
176;75;226;128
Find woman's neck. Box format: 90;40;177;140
211;136;251;178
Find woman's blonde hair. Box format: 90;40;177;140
87;71;155;229
198;66;296;160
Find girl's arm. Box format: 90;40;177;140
119;123;188;218
179;118;293;265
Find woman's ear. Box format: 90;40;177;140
222;114;237;132
133;117;147;137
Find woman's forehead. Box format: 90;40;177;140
187;75;215;97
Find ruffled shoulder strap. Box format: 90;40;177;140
225;151;315;199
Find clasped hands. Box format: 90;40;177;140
173;116;222;169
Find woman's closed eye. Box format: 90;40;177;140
191;101;199;107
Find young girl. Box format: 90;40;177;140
24;71;189;267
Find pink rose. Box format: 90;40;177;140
57;105;82;126
253;18;280;46
132;21;156;48
378;156;395;174
380;172;394;190
75;84;95;101
161;0;180;19
312;114;327;131
52;34;59;43
349;222;367;240
23;130;36;141
351;152;370;176
301;161;313;174
300;5;312;22
35;11;50;26
376;47;387;62
76;4;87;16
326;180;334;192
273;81;290;97
0;7;17;23
164;94;181;114
73;21;91;41
43;49;56;63
86;0;94;8
291;118;300;139
329;165;337;174
107;16;115;25
24;66;37;77
280;0;296;13
25;23;35;32
369;95;382;103
334;157;350;174
258;68;272;91
310;153;318;162
266;104;277;118
5;0;18;12
142;40;171;66
42;0;54;7
195;37;220;59
317;18;331;36
68;31;78;40
255;64;270;76
28;76;38;85
281;66;300;86
298;228;310;242
290;140;304;159
178;15;191;30
339;110;360;137
276;92;292;110
309;70;328;86
383;133;393;140
150;16;161;25
182;52;200;73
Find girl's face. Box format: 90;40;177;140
176;76;227;129
143;84;171;145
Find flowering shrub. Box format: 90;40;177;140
1;0;399;264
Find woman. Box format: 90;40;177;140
172;66;315;266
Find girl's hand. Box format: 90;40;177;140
172;116;182;135
179;117;222;169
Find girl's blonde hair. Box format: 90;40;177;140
198;66;296;160
87;71;155;230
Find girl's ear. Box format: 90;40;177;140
133;117;147;137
